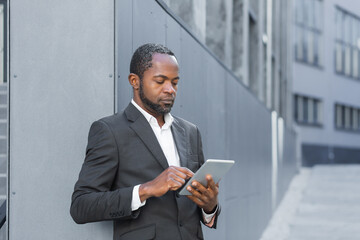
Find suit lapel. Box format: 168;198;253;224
171;118;188;168
125;103;169;170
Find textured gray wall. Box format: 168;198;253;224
9;0;114;239
116;1;297;239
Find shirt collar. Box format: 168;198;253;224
131;99;174;129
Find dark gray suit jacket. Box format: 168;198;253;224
70;103;219;240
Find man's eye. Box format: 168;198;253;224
172;82;178;86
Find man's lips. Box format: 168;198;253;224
160;99;174;104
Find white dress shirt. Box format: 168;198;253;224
130;100;216;223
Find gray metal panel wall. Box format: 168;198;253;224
9;0;115;239
116;1;297;239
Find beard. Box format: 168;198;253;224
139;80;174;115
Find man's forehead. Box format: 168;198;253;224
151;53;178;65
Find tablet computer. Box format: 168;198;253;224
178;159;235;195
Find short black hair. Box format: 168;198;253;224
130;43;175;80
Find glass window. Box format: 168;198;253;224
336;43;343;73
298;95;303;121
336;105;342;128
335;7;360;80
307;32;314;63
303;98;308;122
294;0;322;66
335;103;360;132
352;19;358;46
296;27;304;60
345;107;351;128
345;45;351;76
344;15;351;44
336;9;343;40
352;109;358;130
308;98;314;122
352;48;359;78
296;0;304;24
308;0;315;29
294;94;322;125
314;32;320;65
313;100;319;123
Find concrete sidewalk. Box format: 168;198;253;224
260;165;360;240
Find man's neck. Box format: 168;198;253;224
132;99;165;127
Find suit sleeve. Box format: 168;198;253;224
70;120;139;224
196;127;221;229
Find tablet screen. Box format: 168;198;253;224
178;159;235;195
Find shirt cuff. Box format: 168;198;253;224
131;184;146;211
202;205;218;223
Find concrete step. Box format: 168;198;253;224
0;105;6;120
0;84;7;91
0;154;6;175
0;121;6;136
0;138;5;155
0;92;6;105
0;175;5;196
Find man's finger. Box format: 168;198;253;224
188;182;213;201
168;166;187;180
172;166;194;178
191;181;208;195
186;185;202;198
168;172;186;188
206;175;217;191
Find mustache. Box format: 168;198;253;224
160;97;175;101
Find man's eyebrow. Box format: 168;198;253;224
153;75;180;80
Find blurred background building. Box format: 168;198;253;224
293;0;360;166
163;0;294;126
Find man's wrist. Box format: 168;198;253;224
202;205;218;224
139;182;152;202
131;185;146;211
203;203;218;214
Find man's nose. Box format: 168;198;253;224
163;82;176;94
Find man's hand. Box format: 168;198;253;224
139;166;193;202
186;175;219;213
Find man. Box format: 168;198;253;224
70;43;220;240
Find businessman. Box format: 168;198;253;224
71;43;219;240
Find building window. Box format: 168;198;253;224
335;103;360;132
294;0;323;67
294;94;322;125
335;7;360;80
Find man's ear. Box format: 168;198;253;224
128;73;140;90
